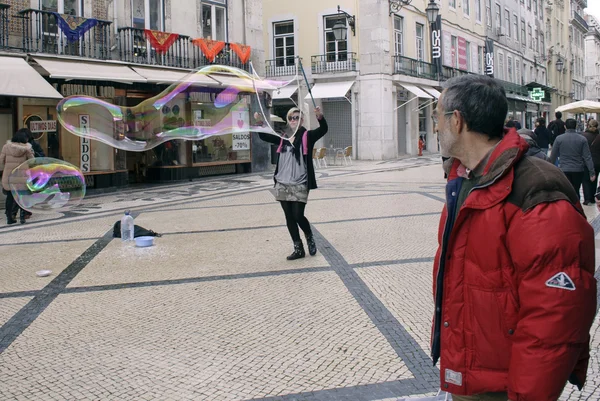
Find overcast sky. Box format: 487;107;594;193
586;3;600;21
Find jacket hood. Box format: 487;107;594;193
4;141;32;158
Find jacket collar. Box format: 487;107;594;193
444;129;529;208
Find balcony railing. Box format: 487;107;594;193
393;55;437;80
0;4;8;49
118;27;191;68
191;42;250;71
498;79;529;97
265;58;297;77
311;53;357;74
571;11;588;30
440;66;473;81
19;9;112;60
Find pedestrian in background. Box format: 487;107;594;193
533;117;551;155
0;129;34;225
582;119;600;205
549;118;595;200
432;74;596;401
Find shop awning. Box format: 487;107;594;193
401;84;433;99
33;57;146;84
304;81;354;100
422;87;442;98
0;56;63;99
131;67;188;84
209;73;277;91
272;84;298;99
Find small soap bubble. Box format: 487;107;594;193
8;158;86;213
56;65;298;152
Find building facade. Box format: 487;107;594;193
569;0;587;101
546;0;574;113
585;13;600;102
0;0;265;190
262;0;493;160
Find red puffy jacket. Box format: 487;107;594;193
432;130;597;401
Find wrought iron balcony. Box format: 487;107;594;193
571;11;588;31
311;53;357;74
190;42;251;71
393;55;437;80
0;4;8;49
265;58;297;77
498;79;529;97
439;66;473;81
118;27;191;68
18;9;112;60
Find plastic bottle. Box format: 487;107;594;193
121;211;134;242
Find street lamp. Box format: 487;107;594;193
333;5;356;40
555;58;564;72
426;0;440;24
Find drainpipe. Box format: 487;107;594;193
241;0;246;44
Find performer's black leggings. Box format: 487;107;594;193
280;201;312;242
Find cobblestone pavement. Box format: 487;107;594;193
0;155;598;400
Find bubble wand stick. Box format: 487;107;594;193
298;59;316;108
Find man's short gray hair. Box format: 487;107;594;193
441;75;508;140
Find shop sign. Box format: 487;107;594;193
231;110;250;150
79;115;91;173
29;120;57;133
232;133;250;150
529;88;545;101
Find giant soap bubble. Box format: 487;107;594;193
56;65;303;152
8;158;86;213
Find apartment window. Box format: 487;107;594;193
394;16;403;56
530;65;534;82
449;0;456;8
515;57;521;84
273;21;295;67
521;19;526;45
324;15;348;62
486;0;492;27
546;21;551;43
535;28;538;52
505;10;510;37
507;56;513;82
464;0;470;16
541;70;545;85
478;46;484;73
495;4;501;29
539;1;543;19
540;33;544;53
533;0;537;16
528;24;532;49
475;0;481;22
42;0;84;15
202;1;226;40
498;52;504;80
513;14;518;40
527;0;531;10
466;41;471;71
416;23;424;61
451;35;458;68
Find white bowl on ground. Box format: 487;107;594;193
135;236;155;247
36;270;52;277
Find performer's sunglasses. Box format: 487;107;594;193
288;115;300;121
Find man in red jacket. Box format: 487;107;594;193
432;74;597;401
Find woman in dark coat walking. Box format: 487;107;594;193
257;107;328;260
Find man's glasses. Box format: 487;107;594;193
288;115;300;122
432;111;457;125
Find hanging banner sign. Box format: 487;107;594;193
79;114;91;173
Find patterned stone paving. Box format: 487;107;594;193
0;155;597;400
